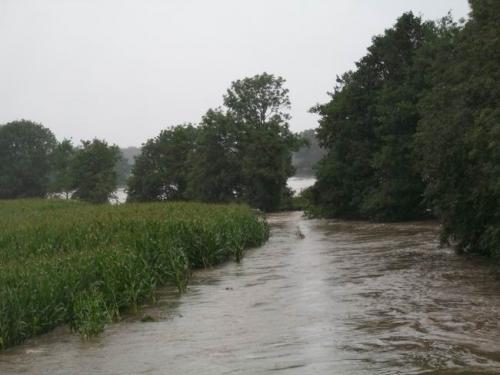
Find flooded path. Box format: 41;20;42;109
2;212;500;374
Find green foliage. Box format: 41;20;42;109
239;121;300;211
0;200;269;349
71;139;121;204
71;288;112;338
310;69;380;218
309;4;499;256
215;73;302;211
223;72;291;125
127;125;197;202
0;120;57;198
188;110;243;202
416;1;500;256
310;13;440;221
363;14;434;220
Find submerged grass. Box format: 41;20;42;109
0;199;269;349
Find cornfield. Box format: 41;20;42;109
0;199;269;349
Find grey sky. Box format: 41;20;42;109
0;0;469;147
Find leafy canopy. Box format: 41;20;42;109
0;120;57;199
71;139;121;204
127;124;197;202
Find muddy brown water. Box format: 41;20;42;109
1;212;500;374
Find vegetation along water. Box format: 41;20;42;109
307;3;500;258
0;199;268;349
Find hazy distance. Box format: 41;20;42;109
0;0;469;147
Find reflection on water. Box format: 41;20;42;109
1;212;500;374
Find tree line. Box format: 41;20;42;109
113;130;322;183
307;1;500;257
0;73;302;210
0;122;121;204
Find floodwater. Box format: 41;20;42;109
2;212;500;374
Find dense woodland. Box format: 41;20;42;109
308;1;500;257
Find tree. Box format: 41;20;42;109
223;72;291;126
239;121;300;211
127;125;197;202
188;73;301;211
49;139;75;198
309;13;436;220
361;13;433;220
416;1;500;256
128;74;299;210
224;73;301;211
188;110;243;203
309;70;380;218
0;120;57;199
71;139;121;204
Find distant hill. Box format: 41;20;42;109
292;129;325;177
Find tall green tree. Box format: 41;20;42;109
362;13;433;220
187;73;300;211
310;71;379;218
223;72;291;125
71;139;121;204
0;120;57;198
223;73;301;211
127;124;197;202
417;0;500;256
310;13;437;220
239;121;299;211
188;110;243;203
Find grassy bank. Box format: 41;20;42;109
0;199;269;349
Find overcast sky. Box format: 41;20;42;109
1;0;470;147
